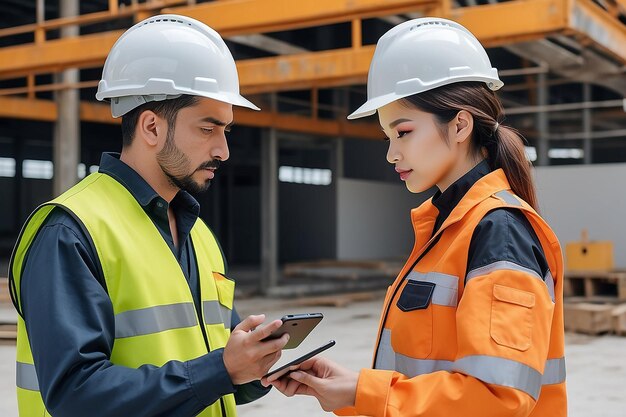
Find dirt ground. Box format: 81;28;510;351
1;296;625;416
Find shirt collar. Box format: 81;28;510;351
432;159;492;217
97;152;200;216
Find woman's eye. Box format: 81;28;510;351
397;130;410;139
382;135;390;142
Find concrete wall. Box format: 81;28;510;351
534;163;626;268
337;164;626;267
337;178;430;260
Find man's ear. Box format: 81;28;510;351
135;110;162;148
450;110;474;144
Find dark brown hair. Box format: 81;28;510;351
401;82;539;211
121;95;200;148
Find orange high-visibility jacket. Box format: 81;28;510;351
338;168;566;417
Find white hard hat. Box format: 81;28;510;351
348;17;503;120
96;14;259;117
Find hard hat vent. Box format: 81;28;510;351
140;17;191;27
409;20;453;31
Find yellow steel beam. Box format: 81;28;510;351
0;0;187;38
0;0;435;79
0;97;382;140
568;0;626;63
0;0;569;80
237;46;374;94
1;0;624;87
451;0;568;45
165;0;437;36
0;96;57;122
0;31;123;79
238;0;575;93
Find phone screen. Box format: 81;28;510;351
263;340;336;380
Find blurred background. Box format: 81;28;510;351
0;0;625;416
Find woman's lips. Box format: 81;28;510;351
395;168;413;181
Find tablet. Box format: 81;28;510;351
263;340;336;380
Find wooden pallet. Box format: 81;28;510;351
283;260;402;280
612;304;626;336
0;277;9;304
0;322;16;344
564;303;614;335
563;271;626;301
288;291;382;308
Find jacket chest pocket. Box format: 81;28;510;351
397;280;435;311
391;279;435;358
390;272;459;360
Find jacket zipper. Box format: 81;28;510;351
372;233;442;367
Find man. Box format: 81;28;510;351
9;14;288;417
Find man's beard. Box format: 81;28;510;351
156;128;220;195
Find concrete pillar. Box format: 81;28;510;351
536;72;549;166
583;83;593;165
53;0;80;195
260;94;279;293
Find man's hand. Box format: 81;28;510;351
223;314;289;385
261;357;359;412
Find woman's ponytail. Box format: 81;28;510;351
491;124;539;211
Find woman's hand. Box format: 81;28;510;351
262;357;359;412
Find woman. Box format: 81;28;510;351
263;17;567;417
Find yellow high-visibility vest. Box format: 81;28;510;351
10;172;237;417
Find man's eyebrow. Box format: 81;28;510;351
389;118;412;129
200;116;232;127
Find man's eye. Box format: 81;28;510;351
201;127;214;134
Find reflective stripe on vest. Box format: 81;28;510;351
115;303;198;338
375;328;566;400
466;260;556;302
494;190;522;206
405;272;458;307
16;362;39;391
203;300;233;328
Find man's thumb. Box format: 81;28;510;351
235;314;265;332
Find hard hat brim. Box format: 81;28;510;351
216;92;260;111
347;76;504;120
347;92;404;120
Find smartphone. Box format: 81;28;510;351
263;340;336;380
261;313;323;349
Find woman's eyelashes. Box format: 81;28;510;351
382;129;412;141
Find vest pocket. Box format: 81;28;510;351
213;273;235;310
211;273;235;330
490;284;535;351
